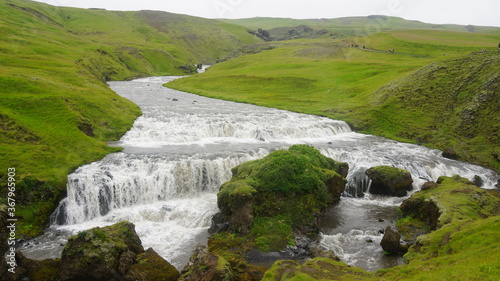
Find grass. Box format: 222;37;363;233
0;0;261;236
167;30;500;169
223;15;500;37
259;176;500;280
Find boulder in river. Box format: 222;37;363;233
366;166;413;197
58;221;179;281
215;145;348;240
380;226;407;255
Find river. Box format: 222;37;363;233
19;76;499;272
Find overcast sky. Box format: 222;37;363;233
33;0;500;27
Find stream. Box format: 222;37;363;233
18;75;499;272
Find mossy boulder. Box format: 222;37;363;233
125;248;180;281
15;252;60;281
380;226;407;255
366;166;413;197
58;221;179;281
178;245;235;281
398;175;500;245
216;145;348;242
261;258;374;281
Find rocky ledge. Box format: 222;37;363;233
4;221;179;281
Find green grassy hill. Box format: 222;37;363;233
167;30;500;170
0;0;261;236
223;15;500;37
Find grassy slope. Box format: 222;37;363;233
0;0;261;236
167;30;500;170
261;176;500;281
223;16;500;36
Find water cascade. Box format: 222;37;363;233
20;76;498;271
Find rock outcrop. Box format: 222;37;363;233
59;221;146;280
178;245;234;281
397;175;500;245
215;145;348;240
366;166;413;197
380;226;407;255
195;145;347;281
9;221;179;281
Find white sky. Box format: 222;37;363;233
32;0;500;27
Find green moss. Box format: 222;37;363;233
251;216;294;252
127;248;180;281
262;258;376;281
401;176;499;228
0;0;262;237
167;34;500;170
217;145;347;250
381;216;500;281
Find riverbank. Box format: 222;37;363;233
166;35;500;171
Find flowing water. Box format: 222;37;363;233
19;76;499;272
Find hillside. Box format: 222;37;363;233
223;15;500;38
0;0;261;236
167;30;500;170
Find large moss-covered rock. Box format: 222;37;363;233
178;245;234;281
380;226;407;255
125;248;180;281
397;175;500;245
58;221;179;281
216;145;348;241
366;166;413;197
15;252;60;281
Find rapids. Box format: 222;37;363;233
19;76;498;271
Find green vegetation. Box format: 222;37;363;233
260;176;500;280
199;146;347;279
167;30;500;169
223;15;500;37
217;145;347;251
1;0;499;279
0;0;261;236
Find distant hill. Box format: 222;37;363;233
167;29;500;170
223;16;500;40
0;0;261;236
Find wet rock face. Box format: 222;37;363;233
366;166;413;197
380;226;407;255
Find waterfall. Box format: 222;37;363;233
28;75;497;271
50;151;270;225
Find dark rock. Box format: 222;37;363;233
366;166;413;197
172;98;179;102
15;252;60;281
421;181;438;191
118;250;137;275
58;221;179;281
400;197;440;231
473;175;483;187
125;248;180;281
442;147;458;160
208;212;230;234
179;245;234;281
217;185;254;235
308;242;339;261
380;226;407;255
77;120;94;137
59;221;143;280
